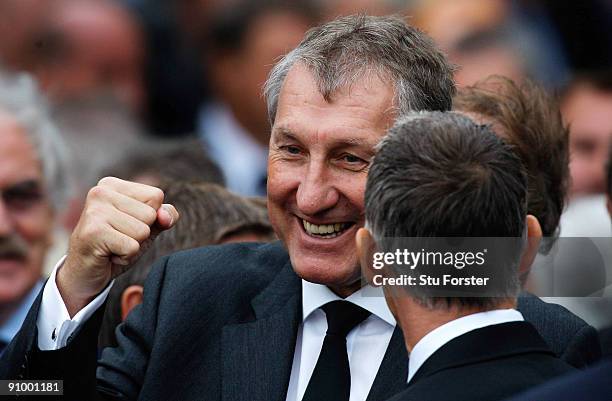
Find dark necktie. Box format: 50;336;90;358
302;300;371;401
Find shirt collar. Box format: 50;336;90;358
0;280;43;343
301;279;396;326
407;308;524;384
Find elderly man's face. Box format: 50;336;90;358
267;64;395;296
0;113;53;304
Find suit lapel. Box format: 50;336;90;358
366;326;409;401
221;261;302;401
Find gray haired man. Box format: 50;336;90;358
357;112;575;400
0;69;69;354
0;15;599;401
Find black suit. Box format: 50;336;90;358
0;242;602;400
386;322;575;401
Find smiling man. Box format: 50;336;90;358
267;63;396;296
0;14;600;401
0;70;69;355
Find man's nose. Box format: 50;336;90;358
0;198;14;236
296;162;339;216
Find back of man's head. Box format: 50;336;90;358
365;111;528;308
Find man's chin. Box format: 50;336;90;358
291;259;363;296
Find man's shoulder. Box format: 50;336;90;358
518;293;588;330
164;240;289;276
517;293;601;366
154;241;292;297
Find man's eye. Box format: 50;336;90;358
283;145;301;155
2;181;45;211
573;139;596;155
343;154;362;163
3;191;44;211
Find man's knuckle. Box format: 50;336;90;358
88;185;107;200
150;188;165;205
137;224;151;241
144;207;157;223
81;222;103;241
126;238;141;255
97;176;118;187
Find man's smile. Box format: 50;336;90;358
301;218;355;238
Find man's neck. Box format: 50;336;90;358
328;281;363;298
395;298;516;352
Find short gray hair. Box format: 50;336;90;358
264;14;456;124
365;111;527;309
0;69;71;212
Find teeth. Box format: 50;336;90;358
302;220;349;237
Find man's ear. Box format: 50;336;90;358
356;227;377;285
121;285;144;321
518;215;542;281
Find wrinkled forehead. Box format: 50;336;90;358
273;63;397;144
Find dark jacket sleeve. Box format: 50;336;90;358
95;255;170;400
0;282;108;400
0;256;171;401
560;324;602;369
518;293;602;368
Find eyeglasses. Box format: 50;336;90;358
0;179;46;213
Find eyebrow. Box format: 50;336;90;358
272;127;299;142
272;126;375;149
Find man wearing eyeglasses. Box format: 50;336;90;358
0;70;69;355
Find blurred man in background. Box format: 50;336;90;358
0;70;69;353
199;0;316;196
410;0;569;89
557;72;612;315
562;72;612;197
31;0;146;116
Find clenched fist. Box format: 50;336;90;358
57;177;179;316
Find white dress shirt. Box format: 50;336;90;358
285;280;396;401
407;309;524;384
37;258;113;350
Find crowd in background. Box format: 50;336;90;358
1;0;612;358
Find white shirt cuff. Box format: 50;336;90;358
37;256;114;350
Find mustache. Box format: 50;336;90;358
0;234;29;260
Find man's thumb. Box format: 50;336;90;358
156;204;179;230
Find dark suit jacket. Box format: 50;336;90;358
386;322;575;401
504;358;612;401
0;242;602;400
